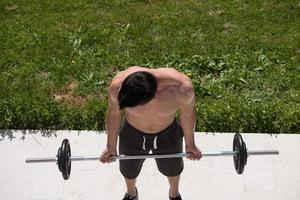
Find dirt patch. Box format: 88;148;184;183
222;22;237;33
208;10;223;17
52;81;88;107
6;5;18;11
201;74;209;83
39;71;50;79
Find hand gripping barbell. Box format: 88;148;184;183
25;133;279;180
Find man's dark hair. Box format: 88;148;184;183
118;71;157;110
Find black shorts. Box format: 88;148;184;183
118;118;184;179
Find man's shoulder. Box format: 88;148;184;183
112;66;183;79
156;68;192;88
109;66;147;99
155;67;181;75
110;66;191;89
112;66;149;82
158;67;190;79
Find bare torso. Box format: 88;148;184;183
126;84;180;133
112;66;192;134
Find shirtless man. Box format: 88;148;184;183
100;66;202;200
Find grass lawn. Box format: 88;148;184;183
0;0;299;133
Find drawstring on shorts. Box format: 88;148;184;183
142;136;146;150
142;136;158;150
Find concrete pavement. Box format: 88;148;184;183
0;130;299;200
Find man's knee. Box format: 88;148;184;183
119;159;145;179
156;158;184;177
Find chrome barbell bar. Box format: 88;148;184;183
25;150;279;163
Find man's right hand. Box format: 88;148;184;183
100;148;117;163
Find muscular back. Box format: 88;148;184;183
109;66;195;133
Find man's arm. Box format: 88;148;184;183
178;83;196;146
178;81;202;160
100;82;122;163
105;67;144;148
106;84;122;149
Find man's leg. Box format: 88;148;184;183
125;178;137;196
120;157;145;198
167;175;180;197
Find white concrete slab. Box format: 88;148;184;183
214;174;245;200
0;130;299;200
0;183;34;200
274;161;300;197
243;167;276;192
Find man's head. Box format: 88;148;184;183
118;71;158;110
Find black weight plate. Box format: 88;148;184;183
242;141;248;166
233;135;240;173
61;139;71;180
233;133;245;174
57;147;62;172
66;139;71;179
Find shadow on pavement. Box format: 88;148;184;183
0;129;101;141
0;129;57;141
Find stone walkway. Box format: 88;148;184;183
0;130;299;200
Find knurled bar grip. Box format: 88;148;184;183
25;150;279;163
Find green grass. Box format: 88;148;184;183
0;0;299;133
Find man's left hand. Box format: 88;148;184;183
185;144;202;161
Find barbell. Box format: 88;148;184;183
25;133;279;180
